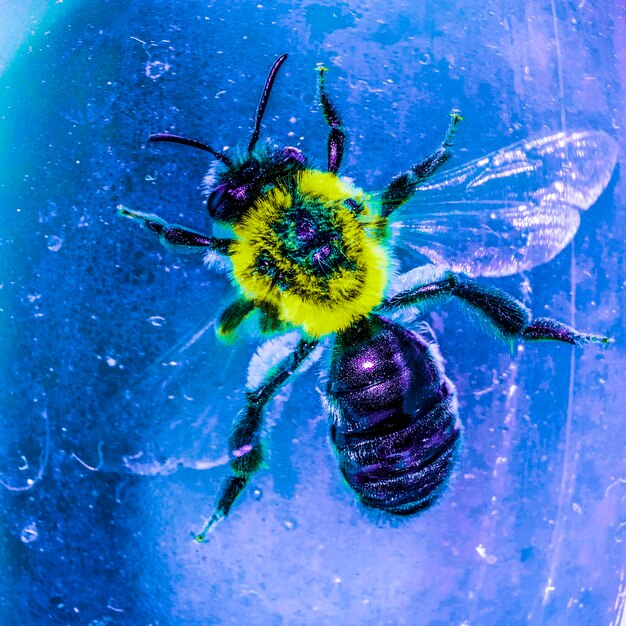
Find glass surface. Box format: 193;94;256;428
1;1;623;624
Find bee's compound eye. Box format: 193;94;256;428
282;146;306;165
207;183;228;219
208;182;252;223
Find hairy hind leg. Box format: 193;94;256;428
379;268;609;346
194;337;319;542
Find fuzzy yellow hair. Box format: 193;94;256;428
229;170;390;337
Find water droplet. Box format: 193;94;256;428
47;235;63;252
21;521;38;543
612;522;626;543
147;315;166;327
233;445;252;458
51;596;65;609
145;60;170;80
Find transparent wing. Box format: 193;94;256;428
92;304;316;478
391;130;618;277
95;313;255;476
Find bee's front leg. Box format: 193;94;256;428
118;207;233;255
317;64;346;174
194;337;319;542
381;110;462;217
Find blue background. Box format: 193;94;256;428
1;1;624;624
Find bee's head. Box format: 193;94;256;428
206;176;252;225
207;146;306;225
148;54;300;227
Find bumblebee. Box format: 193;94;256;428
119;54;617;541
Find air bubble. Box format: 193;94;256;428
21;521;38;543
612;522;626;543
47;236;63;252
145;60;170;80
283;519;297;531
252;487;263;500
418;52;431;65
147;316;166;327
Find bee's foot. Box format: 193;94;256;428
192;513;223;543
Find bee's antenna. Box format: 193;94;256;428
148;133;233;167
248;53;288;154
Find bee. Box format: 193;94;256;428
119;54;617;542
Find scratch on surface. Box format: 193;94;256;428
541;0;575;609
551;0;568;135
472;369;500;398
0;410;50;492
122;450;230;476
470;351;521;614
71;441;104;471
542;247;580;609
611;567;626;626
107;600;125;613
605;478;626;498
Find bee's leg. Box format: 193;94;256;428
118;207;233;255
520;318;611;344
217;298;257;337
379;269;609;346
317;64;346;174
194;337;319;542
381;110;462;218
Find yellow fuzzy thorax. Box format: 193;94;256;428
229;170;390;337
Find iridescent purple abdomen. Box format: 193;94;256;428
327;315;461;515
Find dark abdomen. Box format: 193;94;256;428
327;315;461;515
